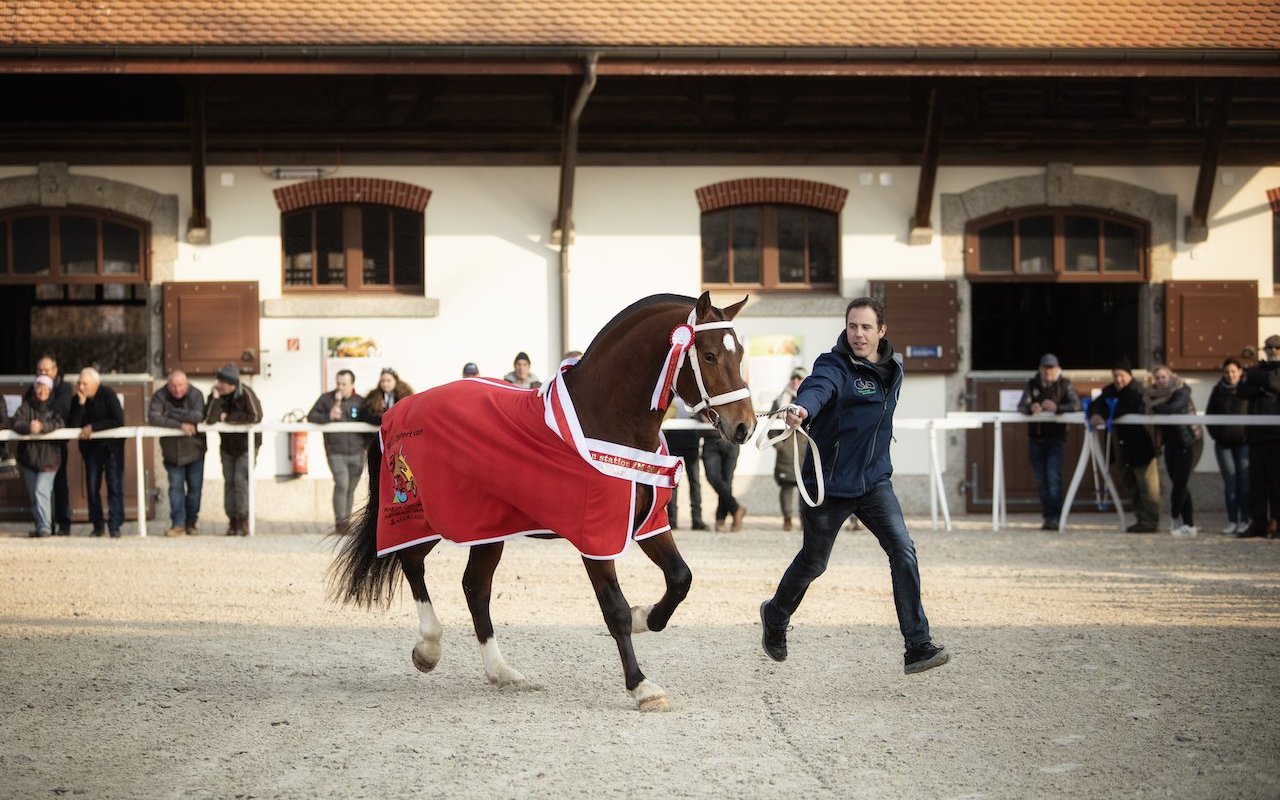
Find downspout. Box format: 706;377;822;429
555;53;598;357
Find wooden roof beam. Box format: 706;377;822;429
909;85;944;245
1186;79;1232;244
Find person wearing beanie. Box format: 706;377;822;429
205;363;263;536
503;352;540;389
11;374;64;537
1016;354;1080;530
461;362;480;378
67;367;126;537
1088;358;1160;533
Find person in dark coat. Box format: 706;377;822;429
26;356;76;534
1206;357;1250;534
67;367;125;537
307;369;367;527
1147;364;1204;537
1017;353;1081;530
664;399;707;531
12;375;64;537
148;370;207;537
1087;359;1160;533
760;297;948;675
1236;334;1280;538
204;364;263;536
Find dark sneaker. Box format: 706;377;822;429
1126;523;1158;533
904;642;950;675
108;529;122;539
690;521;709;531
1235;526;1267;539
90;527;105;538
759;601;788;662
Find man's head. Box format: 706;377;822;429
1111;357;1133;389
789;367;807;388
33;374;52;402
36;356;58;380
844;298;886;360
1264;334;1280;361
513;351;531;381
166;370;189;400
335;369;355;397
77;367;101;399
462;362;480;378
1038;353;1061;383
215;363;240;395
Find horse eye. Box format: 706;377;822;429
702;351;716;364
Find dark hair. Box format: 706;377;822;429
845;297;885;327
1222;357;1243;371
336;369;355;382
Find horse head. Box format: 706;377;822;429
675;292;756;445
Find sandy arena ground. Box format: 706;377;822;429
1;513;1278;799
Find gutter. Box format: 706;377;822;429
555;53;598;357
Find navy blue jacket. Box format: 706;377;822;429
794;331;902;499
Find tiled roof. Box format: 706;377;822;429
3;1;1279;51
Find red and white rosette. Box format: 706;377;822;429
649;323;695;411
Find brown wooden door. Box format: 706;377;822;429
963;375;1112;514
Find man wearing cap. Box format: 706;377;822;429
1237;335;1280;537
147;370;207;536
67;367;126;537
461;362;480;378
503;352;540;389
1088;359;1160;533
1017;354;1081;530
204;364;263;536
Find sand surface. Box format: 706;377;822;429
1;515;1278;799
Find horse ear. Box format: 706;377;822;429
695;291;713;321
722;295;749;320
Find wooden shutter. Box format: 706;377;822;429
868;280;958;372
163;282;260;376
1164;280;1257;370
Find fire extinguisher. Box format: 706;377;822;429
284;410;308;476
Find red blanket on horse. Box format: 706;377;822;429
376;376;681;560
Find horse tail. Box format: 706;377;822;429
326;436;401;608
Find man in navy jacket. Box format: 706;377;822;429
760;297;949;674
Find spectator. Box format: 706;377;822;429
67;367;125;538
664;400;707;531
147;370;207;537
503;352;540;389
1146;364;1204;537
1236;334;1280;538
308;369;366;527
28;356;75;535
771;368;809;531
1206;357;1250;534
361;367;415;428
461;362;480;378
1089;360;1160;533
204;364;263;536
759;297;948;674
12;375;63;538
702;413;746;532
1017;353;1081;530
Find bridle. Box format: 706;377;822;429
653;308;752;428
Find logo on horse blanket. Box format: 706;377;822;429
376;376;681;560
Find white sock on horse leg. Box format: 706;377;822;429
630;604;654;634
411;601;442;672
479;638;527;687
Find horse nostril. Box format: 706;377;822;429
734;422;750;444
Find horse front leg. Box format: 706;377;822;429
632;530;692;634
462;542;526;688
582;556;670;712
397;541;441;673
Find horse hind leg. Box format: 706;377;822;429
462;542;527;688
632;530;692;634
397;541;442;673
582;556;670;712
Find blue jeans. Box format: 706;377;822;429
165;458;204;528
1028;438;1066;522
84;442;125;532
1214;443;1250;524
764;480;932;649
21;467;55;534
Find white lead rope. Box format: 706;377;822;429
752;405;825;508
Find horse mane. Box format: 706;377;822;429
580;293;696;362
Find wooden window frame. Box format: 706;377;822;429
964;206;1149;283
0;206;148;284
700;203;840;292
281;203;424;294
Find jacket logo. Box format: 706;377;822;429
853;377;878;396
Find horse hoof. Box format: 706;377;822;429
638;695;671;713
411;640;440;673
631;679;670;712
629;604;654;634
486;667;528;689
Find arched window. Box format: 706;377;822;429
965;207;1148;281
696;178;845;291
0;206;147;285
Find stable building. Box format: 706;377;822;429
1;1;1278;523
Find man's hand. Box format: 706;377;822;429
74;388;87;405
1029;402;1042;414
219;412;228;423
328;402;343;421
28;420;43;434
180;423;197;436
784;405;808;428
1089;414;1106;430
79;424;93;440
211;386;222;399
1040;399;1057;413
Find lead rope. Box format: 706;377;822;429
752;405;824;508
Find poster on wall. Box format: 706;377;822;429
323;336;383;395
746;334;804;411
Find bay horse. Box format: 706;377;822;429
328;292;756;711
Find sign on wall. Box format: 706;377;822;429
322;337;383;395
